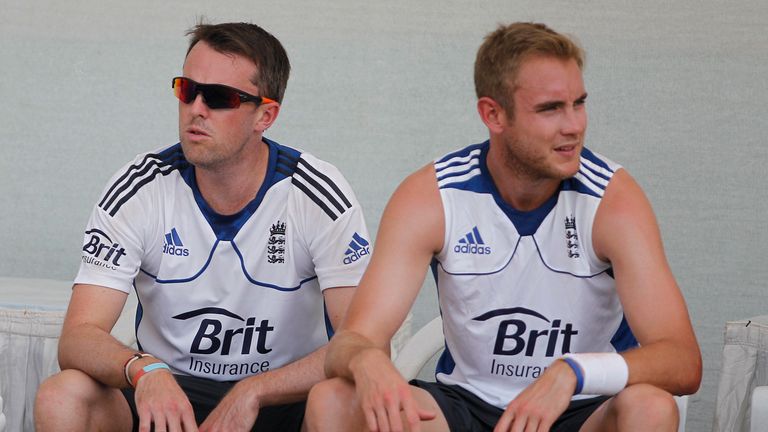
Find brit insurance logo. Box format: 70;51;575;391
564;215;580;258
454;226;491;255
267;221;286;264
473;307;578;357
82;228;127;270
473;307;579;379
163;227;189;257
343;232;370;265
173;307;274;377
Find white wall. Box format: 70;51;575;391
2;1;767;430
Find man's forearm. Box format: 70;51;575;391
623;339;701;395
236;344;330;408
58;323;138;388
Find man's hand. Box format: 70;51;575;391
134;370;198;432
199;381;259;432
350;348;435;432
494;360;576;432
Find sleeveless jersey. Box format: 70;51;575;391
75;138;370;381
432;141;638;408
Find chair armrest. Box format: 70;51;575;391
675;395;688;432
394;316;444;380
0;394;6;432
751;386;768;432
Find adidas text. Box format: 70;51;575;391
454;244;491;255
163;244;190;256
343;247;369;264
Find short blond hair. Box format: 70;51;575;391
474;22;584;115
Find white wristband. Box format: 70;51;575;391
562;353;628;395
123;353;154;386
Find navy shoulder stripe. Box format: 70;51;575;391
273;143;301;182
435;141;486;167
435;141;488;191
562;148;617;198
292;157;352;221
99;144;188;217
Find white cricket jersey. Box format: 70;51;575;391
75;138;370;381
432;141;638;408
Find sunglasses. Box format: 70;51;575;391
172;76;277;109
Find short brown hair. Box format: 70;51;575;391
474;22;584;115
186;22;290;103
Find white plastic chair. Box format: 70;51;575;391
0;394;6;432
750;386;768;432
393;316;689;432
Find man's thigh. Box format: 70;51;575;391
122;374;305;432
406;383;451;431
411;379;609;432
410;379;501;432
577;384;678;432
551;396;611;432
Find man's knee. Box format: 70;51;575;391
611;384;679;429
37;369;99;411
305;378;361;429
307;378;357;414
35;369;131;431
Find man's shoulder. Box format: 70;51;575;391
111;143;189;184
579;147;622;175
265;137;359;222
265;137;349;181
98;143;189;218
121;143;187;169
558;147;624;201
433;141;489;193
434;141;488;168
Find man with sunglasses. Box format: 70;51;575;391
306;22;701;431
35;22;370;432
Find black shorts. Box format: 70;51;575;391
410;379;609;432
121;374;305;432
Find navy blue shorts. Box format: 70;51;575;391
122;374;305;432
411;379;609;432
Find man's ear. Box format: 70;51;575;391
253;102;281;133
477;96;508;135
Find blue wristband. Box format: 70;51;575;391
131;362;170;387
143;363;170;373
562;357;584;395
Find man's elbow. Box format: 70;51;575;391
675;349;703;395
56;334;76;370
56;326;89;371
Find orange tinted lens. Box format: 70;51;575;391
173;77;195;103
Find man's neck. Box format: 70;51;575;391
486;143;561;212
195;140;270;216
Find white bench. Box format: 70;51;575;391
0;278;137;431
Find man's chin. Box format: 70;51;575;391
179;145;208;167
559;165;581;181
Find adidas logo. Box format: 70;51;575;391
163;227;190;257
343;232;370;265
454;226;491;255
